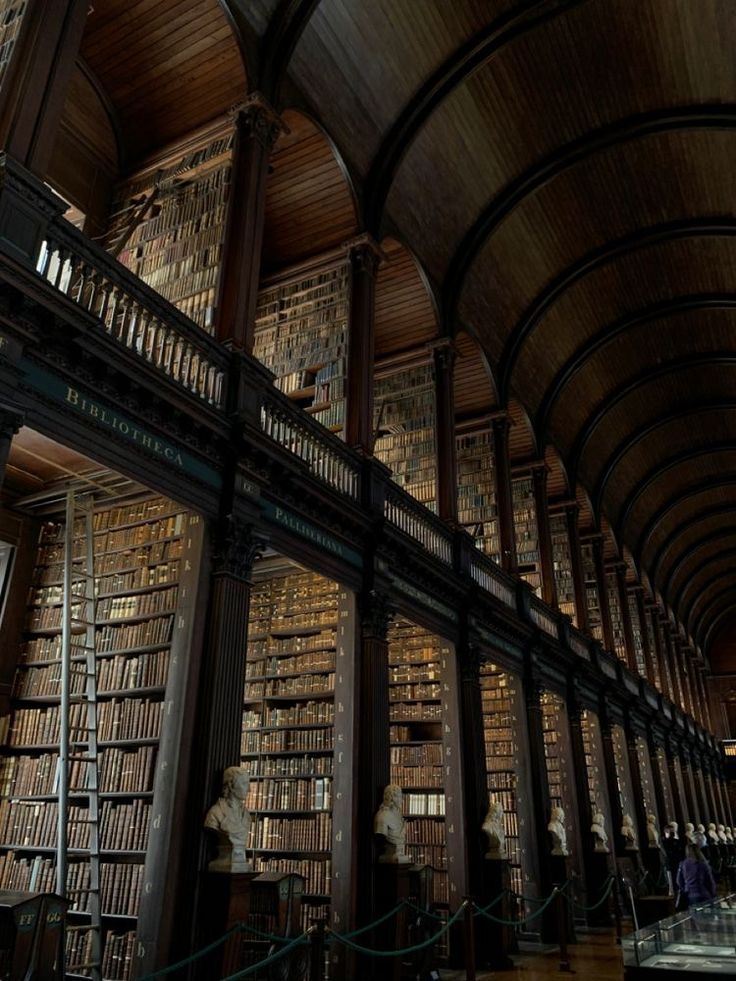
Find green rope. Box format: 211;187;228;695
567;875;615;912
472;889;508;917
474;885;564;926
402;898;450;922
328;902;466;957
139;924;242;979
219;932;310;981
237;923;305;943
327;901;409;940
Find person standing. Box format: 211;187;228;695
676;844;717;909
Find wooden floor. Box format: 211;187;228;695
440;931;625;980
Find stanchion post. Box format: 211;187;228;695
612;876;623;945
462;898;476;981
556;888;574;973
309;918;326;981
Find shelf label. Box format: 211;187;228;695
261;501;362;567
19;360;222;487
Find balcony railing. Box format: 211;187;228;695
529;596;558;636
469;550;516;608
260;387;361;501
383;485;453;565
36;218;228;408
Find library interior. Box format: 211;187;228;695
0;1;735;979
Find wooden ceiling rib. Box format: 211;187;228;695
374;239;438;357
452;330;497;418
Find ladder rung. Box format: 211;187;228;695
68;755;95;762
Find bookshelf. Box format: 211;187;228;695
374;363;437;511
626;593;647;678
550;512;576;624
388;618;448;907
580;544;603;642
0;1;25;90
653;745;676;823
643;612;663;693
512;476;541;595
580;709;608;819
611;724;636;832
242;565;343;932
480;664;533;896
540;691;580;873
253;262;350;435
606;571;627;664
456;431;500;561
635;735;656;822
113;133;234;334
0;495;196;980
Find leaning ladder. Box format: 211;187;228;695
58;489;102;980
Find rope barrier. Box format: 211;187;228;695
567;875;615;912
139;924;243;979
402;898;451;921
325;900;409;941
472;889;508;917
219;932;310;981
473;885;563;926
328;901;467;957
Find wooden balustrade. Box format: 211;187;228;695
469;551;516;607
383;484;453;565
529;596;559;636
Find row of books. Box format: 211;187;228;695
241;728;333;755
406;844;446;868
14;652;169;700
391;703;442;721
97;587;178;622
389;683;440;701
34;541;183;585
254;857;330;897
0;745;156;797
390;744;442;766
97;698;163;741
606;571;628;663
0;798;150;851
391;766;444;788
8;703;89;746
246;777;332;812
251;812;331;851
246;651;335;678
389;665;439;684
96;616;174;653
403;793;445;816
67;929;135;981
247;673;335;698
246;755;333;778
259;702;335;727
406;818;447;845
91;500;176;530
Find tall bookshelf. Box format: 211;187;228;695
606;571;627;664
0;1;25;91
113;135;234;334
387;618;448;906
626;593;647;678
550;512;576;624
643;612;663;692
253;261;350;434
653;745;676;823
611;724;636;833
480;664;533;896
635;736;656;822
242;565;343;931
580;544;603;642
580;709;609;822
540;691;580;874
512;476;541;595
0;495;197;980
456;431;499;561
374;363;437;511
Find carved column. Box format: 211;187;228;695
567;689;600;902
491;415;517;573
615;564;637;675
666;739;686;828
345;236;382;452
599;703;626;856
522;666;555;922
431;338;458;523
0;0;88;175
680;748;700;825
635;588;657;687
625;719;649;851
565;504;588;632
214;95;284;352
0;406;22;491
648;734;670;828
592;537;615;655
355;591;393;932
532;465;556;608
458;643;488;901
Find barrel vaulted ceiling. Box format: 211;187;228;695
67;0;736;658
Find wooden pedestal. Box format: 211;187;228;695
198;871;259;979
372;863;434;981
541;855;576;945
586;851;614;925
479;858;514;969
642;846;665;892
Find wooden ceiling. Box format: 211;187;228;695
55;0;736;658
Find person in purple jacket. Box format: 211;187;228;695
676;844;717;907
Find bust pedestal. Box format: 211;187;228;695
586;850;614;926
479;858;514;969
373;863;433;981
642;846;664;892
198;871;259;978
541;855;576;945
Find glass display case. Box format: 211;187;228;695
623;897;736;976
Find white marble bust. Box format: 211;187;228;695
726;827;735;843
548;806;568;857
204;766;252;872
708;822;719;844
646;813;660;848
621;813;638;850
684;822;696;844
374;784;411;864
718;823;728;843
482;799;507;859
694;823;707;848
670;820;680;839
591;810;609;853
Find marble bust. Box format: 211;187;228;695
670;820;680;839
548;806;568;857
374;784;410;864
694;823;707;848
646;813;660;848
727;827;735;843
718;824;728;843
204;766;252;872
708;822;720;844
591;810;609;853
621;813;638;850
482;799;507;859
684;822;696;844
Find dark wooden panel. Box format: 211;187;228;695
452;331;496;417
374;238;438;357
